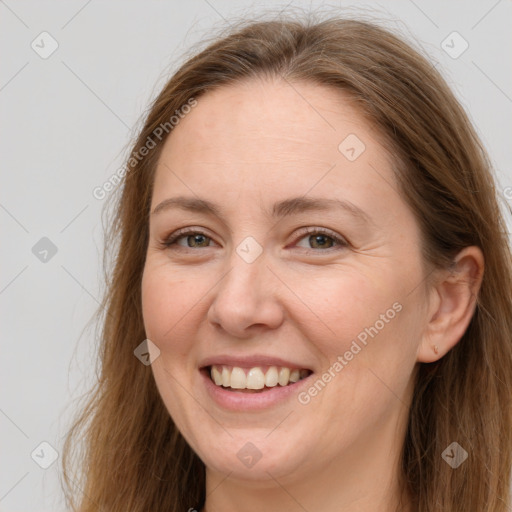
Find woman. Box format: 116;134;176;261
62;15;512;512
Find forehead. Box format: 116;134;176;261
152;79;399;220
162;79;376;163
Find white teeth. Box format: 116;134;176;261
278;367;290;386
230;367;246;389
209;365;310;390
211;366;223;386
265;366;279;387
246;367;265;389
221;366;230;387
289;369;300;383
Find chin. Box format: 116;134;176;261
193;431;310;482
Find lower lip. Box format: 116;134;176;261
200;369;312;411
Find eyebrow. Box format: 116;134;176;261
151;195;371;223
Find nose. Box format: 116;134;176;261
207;252;285;338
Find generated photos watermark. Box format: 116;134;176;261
93;97;197;200
298;301;403;405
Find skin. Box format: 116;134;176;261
141;78;484;512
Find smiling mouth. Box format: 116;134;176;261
206;365;312;393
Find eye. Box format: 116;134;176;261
159;227;347;252
161;229;215;249
294;228;348;251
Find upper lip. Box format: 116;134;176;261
199;354;313;371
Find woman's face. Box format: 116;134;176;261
142;79;431;487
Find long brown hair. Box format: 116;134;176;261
61;15;512;511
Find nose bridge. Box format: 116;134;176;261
207;242;283;335
219;244;270;310
223;231;268;294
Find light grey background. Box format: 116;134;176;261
1;1;511;510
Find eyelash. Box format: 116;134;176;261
160;226;348;252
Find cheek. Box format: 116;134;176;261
290;268;419;394
288;269;394;348
141;261;209;343
141;264;207;427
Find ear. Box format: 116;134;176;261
417;246;484;363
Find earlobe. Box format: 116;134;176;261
417;246;484;363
